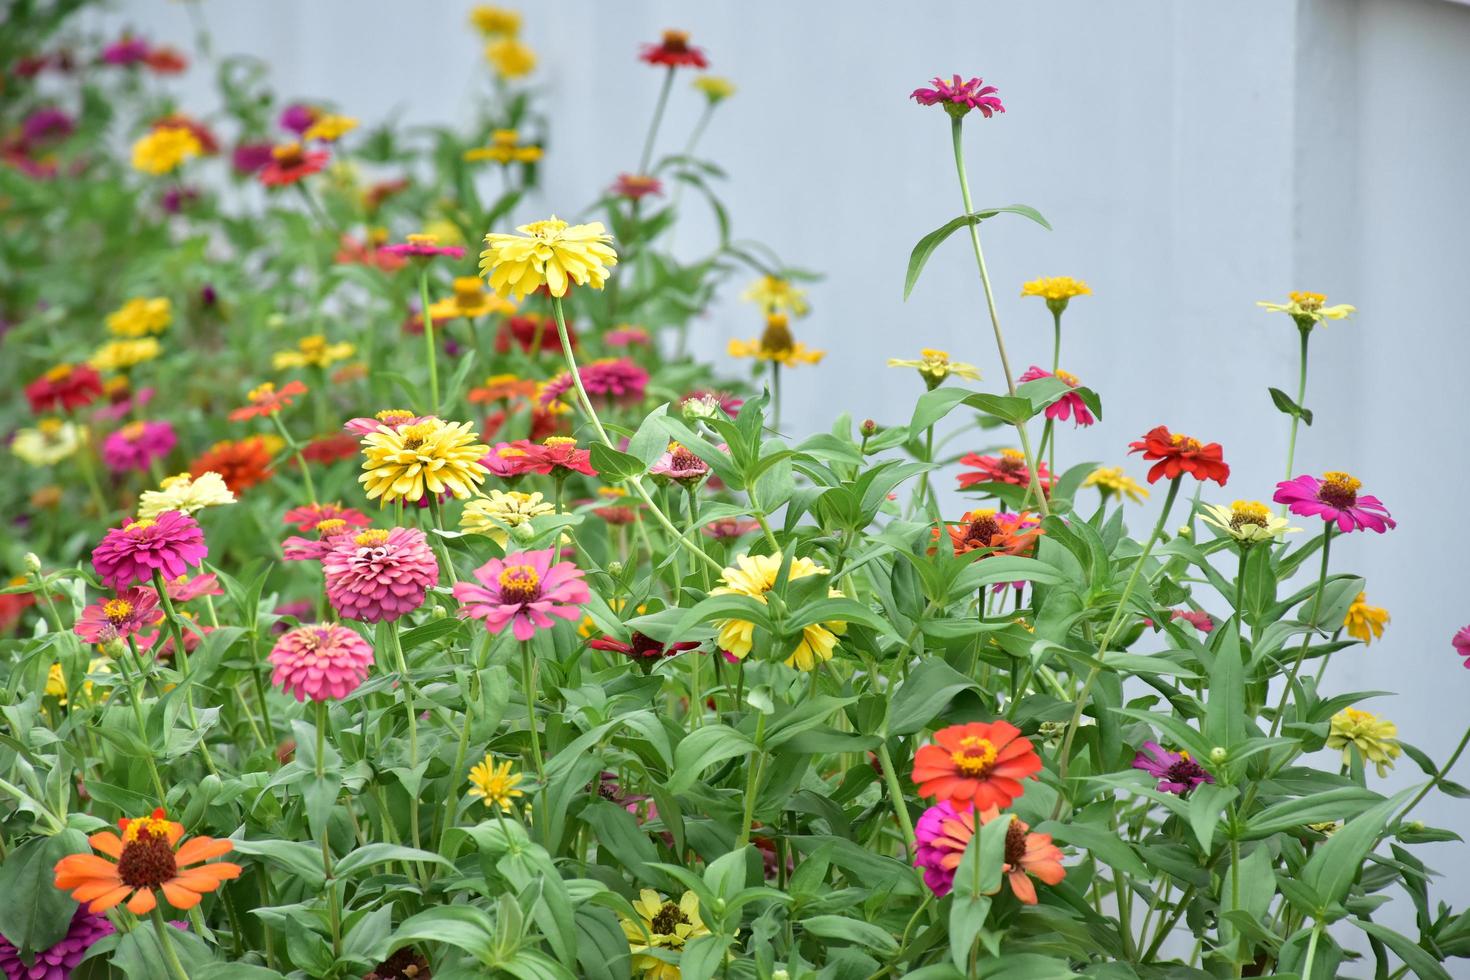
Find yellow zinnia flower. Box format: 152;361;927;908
1257;291;1355;329
469;5;521;37
131;126;202;175
693;76;737;103
461;490;554;546
12;419;85;466
429;277;517;322
1020;276;1091;311
1327;707;1399;777
728;313;825;368
467;755;523;810
464;129;543;165
1200;500;1298;545
741;275;809;317
887;348;981;389
303;113;358;143
90;338;161;372
711;553;846;671
106;297;172;337
1082;467;1149;504
620;890;712;980
273;334;356;370
1343;592;1389;646
485;37;536;79
137;471;236;519
359;418;490;504
480;217;618;301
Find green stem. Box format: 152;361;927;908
152;570;218;776
426;494;458;587
268;412;317;506
638;66;676;175
1300;923;1323;980
418;267;440;415
1269;526;1332;739
122;636;168;802
520;640;545;782
1282;325;1311;497
736;713;766;847
248;632;275;749
771;362;782;433
1399;721;1470;822
387;624;423;860
876;743;918;860
150;907;191;980
1051;308;1063;374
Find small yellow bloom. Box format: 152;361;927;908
461;490;555;546
466;755;523;810
90;338;161;372
693;76;736;103
1343;592;1389;646
420;219;466;247
1327;707;1399;777
485;37;536;79
1021;276;1091;314
12;419;85;466
106;297;172;337
303;113;358;143
1257;291;1355;329
47;663;69;703
480;217;618;301
711;553;846;671
728;313;825;367
1082;467;1149;504
359;418;490;504
741;275;809;317
137;471;236;518
46;659;112;707
464;129;543;165
620;890;712;980
469;5;521;36
429;277;517;322
1200;500;1298;545
131;126;202;175
887;348;980;389
273;334;356;370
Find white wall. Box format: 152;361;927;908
97;0;1470;922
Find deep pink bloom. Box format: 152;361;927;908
1273;473;1395;534
605;325;650;347
101;37;151;66
93;385;155;423
1170;609;1214;634
343;410;433;437
1017;366;1095;427
73;587;163;644
91;511;207;591
702;517;758;539
322;528;438;622
518;440;597;477
454;549;589;641
540;359;648;408
913;801;973;897
231;141;275;175
611;173;663;199
278;103;318;134
22;107;74;144
269;623;374;701
1132;741;1214;795
481;440;539;478
650;443;715;484
283;502;372;533
1454;625;1470;667
379;237;466;259
100;419;176;472
163;572;223;603
0;906;114;980
588;633;699;661
910;75;1005;117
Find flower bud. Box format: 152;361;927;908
512;521;537;543
606;561;625;577
1177;525;1192;537
430;604;447;620
860;419;878;436
24;552;42;574
1210;746;1228;764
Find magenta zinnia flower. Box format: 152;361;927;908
1132;742;1214;795
453;549;590;641
0;906;114;980
1273;471;1395;534
1454;626;1470;668
913;801;974;897
910;75;1005;117
100;419;177;472
1017;366;1095;427
588;632;699;662
269;623;374;701
232;141;275;175
91;511;207;591
101;37;151;66
283;502;372;533
379;234;466;259
74;587;163;644
278;103;318;134
322;528;438;622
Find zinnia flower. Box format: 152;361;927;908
259;142;329;187
101;420;176;472
649;442;715;485
229;380;307;421
359;418;490;504
429;277;516;322
1021;276;1091;315
703;517;759;539
741;276;809;317
910;75;1005;117
322;528;439;622
1128;426;1229;486
588;632;699;663
542;358;648;407
231;141;274;175
138;471;236;518
190;436;281;493
1453;626;1470;667
1170;609;1214;633
11;419;85;466
454;549;589;640
273;334;356;369
1132;741;1214;795
1327;707;1400;777
91;512;207;591
888;348;981;389
0;906;113;980
480;217;618;300
606;324;651;347
53;808;241;914
912;720;1042;810
269;623;375;701
131;126;202;175
379;232;467;259
1200;500;1297;545
467;755;523;809
611;174;663;199
106;297;172;337
1343;592;1389;645
461;490;555;546
957;449;1053;493
469;5;520;36
470;374;538;405
303;113;357;143
278;103;318;134
639;30;708;69
1274;472;1395;534
1082;466;1148;503
284;502;370;533
485;37;536;79
728;313;825;366
464;128;542;164
939;509;1042;558
620;890;711;980
1257;291;1355;329
693;76;736;103
74;588;163;644
711;553;846;671
1017;366;1094;427
914;803;1064;903
517;437;597;478
26;363;103;413
90;338;161;372
495;312;576;353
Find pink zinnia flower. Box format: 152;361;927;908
278;103;318;134
283;501;372;533
541;359;648;409
100;420;176;472
519;439;597;477
91;512;207;591
1017;366;1095;427
1454;625;1470;667
93;385;155;423
343;409;433;437
22;107;74;144
702;517;758;539
650;442;715;485
910;75;1005;117
379;234;466;259
163;572;223;603
957;450;1054;493
269;623;374;701
231;141;275;175
322;528;438;622
1133;741;1214;795
74;588;163;644
0;906;114;980
611;173;663;199
1273;472;1395;534
1170;609;1214;633
605;325;650;347
454;549;590;641
482;440;538;478
101;37;151;66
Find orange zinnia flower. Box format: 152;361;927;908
912;720;1042;811
978;806;1066;905
937;509;1042;557
229;380;307;421
190;436;280;492
54;808;241;915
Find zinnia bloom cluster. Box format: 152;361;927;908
322;528;439;622
454;549;590;640
269;623;375;701
106;296;172;337
1274;472;1394;534
91;512;207;591
1128;426;1229;486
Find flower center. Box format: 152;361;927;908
651;901;690;937
629;632;666;659
1229;500;1270;529
407;233;438;246
543;436;577;447
1318;471;1361;509
497;564;541;603
45;363;73;381
1165;752;1210;787
963;512;1001;548
39;418;64;436
116;824;178;890
1170;433;1202;453
760;314;794;354
272;142;304;166
1003;817;1027;867
355;529;389;547
950;736;998;777
120;420;147;440
1289;291;1326;311
316;518;347;536
248;382;276;403
103;598;134;623
453;277;483;304
670;444;704;471
1055;369;1079;387
124;519;157;535
660;30;691;51
523;218;569;240
998;449;1026;472
399;422;436;450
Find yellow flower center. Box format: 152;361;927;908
316;519;347;536
248;382;276;403
300;335;326;354
272;142;304;166
1289;291;1326;310
543;436;577;447
1230;500;1270;529
920;348;950;361
492;129;519;147
453;277;484;304
497;564;541;603
103;599;134;623
521;218;569;240
376;409;415;424
120;421;147;440
998;449;1026;471
38;418;64;436
399;422;436;449
1056;369;1080;386
407;233;439;246
355;529;390;547
125;519;157;534
950;736;998;777
1170;433;1202;452
44;363;73;381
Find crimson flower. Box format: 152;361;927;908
1128;426;1229;485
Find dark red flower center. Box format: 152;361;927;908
652;901;689;936
660;30;691;52
1166;755;1209;788
961;514;1001;548
116;827;177;890
1317;471;1360;509
1003;817;1027;866
628;632;667;659
670;446;704;472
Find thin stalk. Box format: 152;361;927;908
386;624;425;862
418;267;440;415
520;640;545;782
736;712;766;847
426;494;458;587
268;412;317;507
876;743;918;860
152;570;218;776
314;700;341;958
121;636;168;801
638;66;676;175
150;907;191;980
1269;526;1332;738
1399;721;1470;822
1300;923;1323;980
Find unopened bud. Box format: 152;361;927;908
512;522;537;543
860;419;878;436
430;605;447;620
1210;746;1228;764
607;561;625;578
24;553;42;574
1176;525;1192;537
266;313;287;330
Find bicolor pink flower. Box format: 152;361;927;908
1017;366;1095;427
162;572;223;604
101;37;151;66
74;588;163;644
1454;625;1470;667
605;325;651;347
91;511;207;591
22;107;74;144
1274;472;1395;534
650;442;714;485
1171;609;1214;633
269;623;374;701
322;528;439;622
0;906;114;980
1133;742;1214;795
910;75;1005;117
454;549;590;641
100;420;176;472
703;517;758;539
283;502;372;533
481;440;539;478
343;410;433;437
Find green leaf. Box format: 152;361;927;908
800;915;899;956
1300;789;1414;912
333;843;455;877
393;906;499;965
1188;783;1238;851
228;836;326;890
904;207;1051;300
668;725;755;794
0;831;88;956
1269;387;1314;426
1036;820;1151;880
589;443;645;483
886;660;981;736
1349;919;1452;980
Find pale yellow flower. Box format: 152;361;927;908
469;5;521;36
466;755;523;810
1082;467;1149;504
887;348;981;389
712;553;846;670
728;313;824;367
485;37;536;79
693;76;736;103
1200;500;1298;545
106;297;172;337
1343;592;1389;646
273;334;356;370
420;219;466;247
137;471;236;518
131;126;202;175
480;217;618;300
464;129;543;165
741;275;809;317
90;338;161;371
1327;708;1399;777
12;419;85;466
303;113;358;143
359;419;489;504
461;490;554;546
1257;291;1354;329
620;890;712;980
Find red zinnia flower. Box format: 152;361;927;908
518;438;597;477
283;502;371;533
1128;426;1229;485
588;632;699;661
302;432;361;464
938;509;1042;558
912;720;1042;811
496;313;575;354
259;142;329;187
956;449;1053;493
143;46;188;74
639;30;708;69
611;173;664;199
26;363;103;413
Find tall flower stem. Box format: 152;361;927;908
549;297;723;575
314;700;342;958
1053;477;1182;817
150;907;191;980
1399;721;1470;822
1281;325;1312;498
876;742;918;861
151;570;218;776
771;363;782;432
121;636;168;802
949;116;1048;517
436;674;476;861
417;267;441;416
520;639;545;782
1051;308;1063;373
426;494;458;587
736;712;766;847
1269;526;1333;738
386;623;424;860
268;412;317;507
638;66;676;175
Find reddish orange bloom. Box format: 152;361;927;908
469;374;538;404
938;509;1042;557
259;142;329;187
335;235;407;271
190;436;279;492
1128;425;1229;485
143;46;188;74
956;449;1054;493
639;30;708;69
978;807;1066;905
912;720;1042;811
54;808;240;915
229;380;307;421
302;433;360;464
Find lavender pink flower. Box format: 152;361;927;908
1132;742;1214;795
100;420;176;472
650;443;714;485
269;623;374;701
322;528;439;622
91;511;207;591
1273;472;1395;534
910;75;1005;117
278;103;318;134
74;587;164;644
453;548;589;641
231;142;275;175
